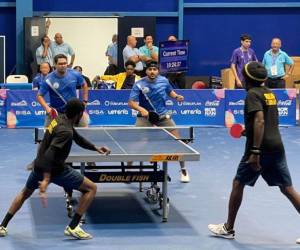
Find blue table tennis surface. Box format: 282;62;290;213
38;127;200;162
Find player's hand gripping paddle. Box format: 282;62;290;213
148;111;160;124
49;108;58;120
230;124;245;138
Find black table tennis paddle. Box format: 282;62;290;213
148;111;160;123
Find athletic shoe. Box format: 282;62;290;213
64;225;92;240
180;169;190;183
296;238;300;244
0;226;8;237
208;223;235;239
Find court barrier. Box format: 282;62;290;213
0;89;297;128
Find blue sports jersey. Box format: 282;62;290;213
38;69;84;112
129;75;173;115
32;73;46;89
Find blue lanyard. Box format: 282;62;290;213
271;52;278;65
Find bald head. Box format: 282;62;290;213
127;35;137;48
54;33;63;45
271;38;281;52
168;35;177;41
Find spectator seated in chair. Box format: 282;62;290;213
99;60;140;90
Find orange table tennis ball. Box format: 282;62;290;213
7;111;17;128
192;81;206;89
225;110;235;128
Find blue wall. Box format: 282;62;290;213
2;0;300;77
185;7;300;75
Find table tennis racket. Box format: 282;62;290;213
230;123;244;138
49;108;58;120
148;111;160;123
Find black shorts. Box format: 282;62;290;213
234;151;292;187
25;165;84;191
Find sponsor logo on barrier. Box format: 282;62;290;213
11;100;28;107
277;100;292;106
88;100;101;106
107;109;129;115
166;100;174;106
131;109;138;117
180;109;201;115
205;100;220;107
16;110;31;115
31;101;42;107
35;110;47;116
278;107;288;116
204;108;217;117
88;110;104;115
178;101;201;106
229;100;244;106
104;101;128;106
233;110;244;115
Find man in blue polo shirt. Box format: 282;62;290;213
123;36;144;76
128;61;190;183
50;33;75;68
37;54;88;127
262;38;294;88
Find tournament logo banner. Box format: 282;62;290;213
159;40;189;74
81;89;225;126
0;89;6;127
169;89;225;126
224;90;246;127
83;90;136;125
225;89;296;127
273;89;296;126
6;90;48;128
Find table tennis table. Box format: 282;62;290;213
35;127;200;222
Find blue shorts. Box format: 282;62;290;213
25;165;84;191
235;151;292;187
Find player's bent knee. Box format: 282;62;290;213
79;177;97;194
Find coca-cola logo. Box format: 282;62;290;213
277;100;292;106
205;100;220;106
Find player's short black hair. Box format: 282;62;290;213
240;34;252;41
65;98;85;119
146;61;159;69
125;60;136;68
144;34;153;40
54;54;68;64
